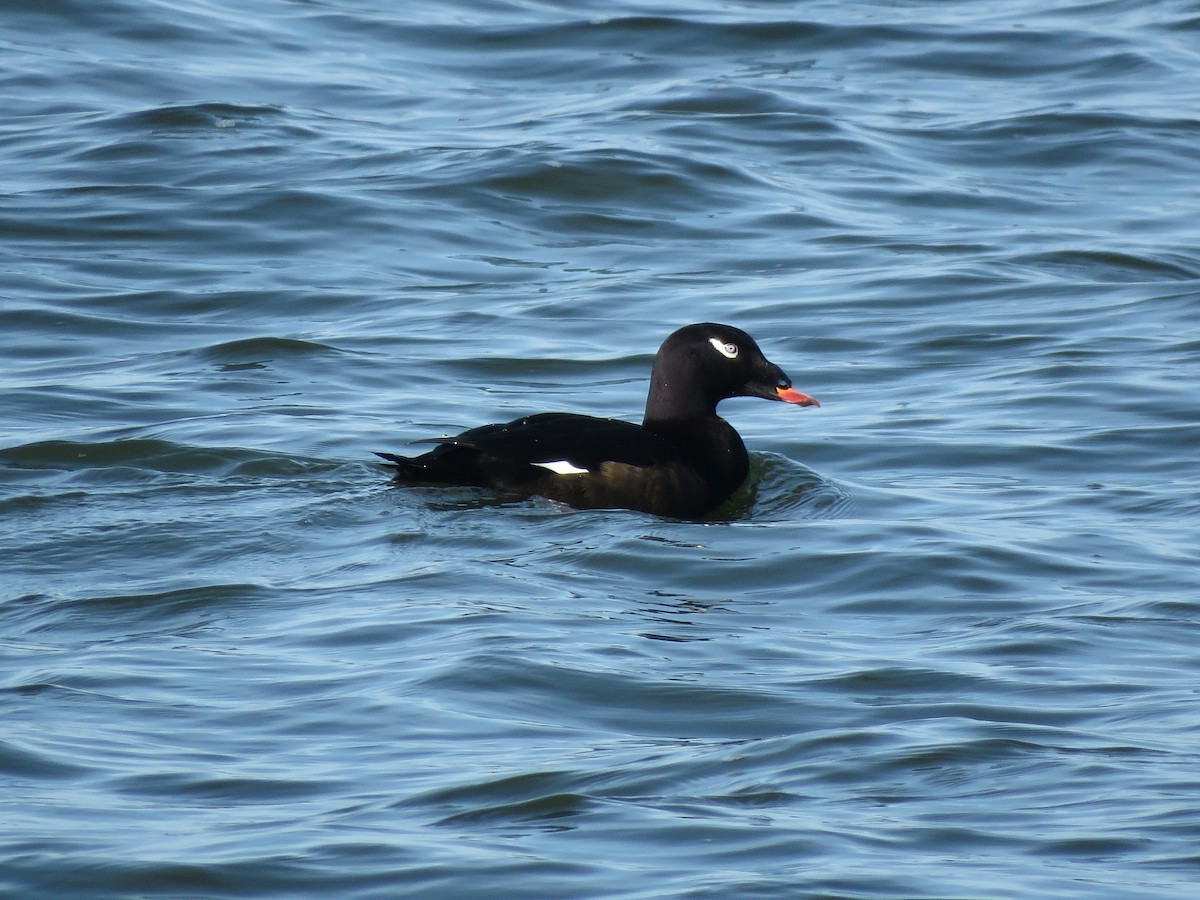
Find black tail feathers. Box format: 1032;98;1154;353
374;451;426;481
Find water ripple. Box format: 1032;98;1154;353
4;0;1200;897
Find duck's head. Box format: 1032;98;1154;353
644;323;819;421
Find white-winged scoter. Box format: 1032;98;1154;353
376;323;819;518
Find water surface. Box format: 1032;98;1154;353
3;1;1200;897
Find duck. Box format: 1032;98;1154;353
376;323;819;518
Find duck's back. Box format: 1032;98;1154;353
379;412;748;517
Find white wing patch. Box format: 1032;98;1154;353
533;460;590;475
709;337;739;359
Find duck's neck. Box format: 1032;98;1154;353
643;366;716;424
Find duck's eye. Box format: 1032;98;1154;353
709;338;739;359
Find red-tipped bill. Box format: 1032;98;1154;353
776;386;820;407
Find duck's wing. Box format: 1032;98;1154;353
377;413;676;487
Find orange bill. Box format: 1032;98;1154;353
776;386;820;407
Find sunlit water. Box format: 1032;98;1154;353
3;1;1200;897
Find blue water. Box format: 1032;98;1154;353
3;1;1200;896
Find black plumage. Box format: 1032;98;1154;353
376;323;819;518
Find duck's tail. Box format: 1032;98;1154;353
374;451;427;482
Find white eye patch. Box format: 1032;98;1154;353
533;460;590;475
709;337;739;359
